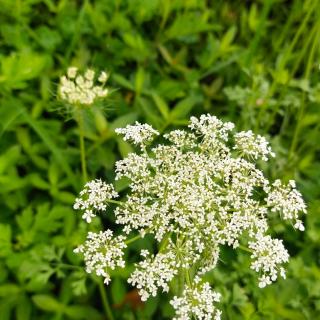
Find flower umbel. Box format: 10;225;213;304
170;282;222;320
115;121;159;149
73;179;118;223
73;114;306;319
74;230;126;284
59;67;109;105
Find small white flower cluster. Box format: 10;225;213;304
59;67;109;105
170;282;221;320
73;179;118;223
128;248;178;301
249;233;289;288
74;230;126;284
73;114;306;320
115;121;159;148
266;179;307;231
234;130;275;161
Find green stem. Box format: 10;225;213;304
289;19;320;159
125;228;153;245
98;279;114;320
185;269;192;288
106;199;124;205
244;0;273;66
159;232;171;252
125;234;142;245
256;1;317;131
238;245;252;254
77;109;88;183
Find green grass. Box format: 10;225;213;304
0;0;320;319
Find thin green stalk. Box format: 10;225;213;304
107;199;124;205
125;228;152;245
125;234;142;245
278;0;316;71
244;0;273;66
159;232;172;252
98;279;115;320
77;109;88;183
185;269;192;288
65;0;88;64
289;20;320;159
238;245;252;254
256;1;317;130
265;23;318;133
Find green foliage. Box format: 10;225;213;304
0;0;320;319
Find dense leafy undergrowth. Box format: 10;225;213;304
0;0;320;319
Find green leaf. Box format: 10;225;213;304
151;92;169;120
0;51;49;89
220;26;237;53
232;283;248;306
32;294;63;312
0;284;20;296
0;145;21;174
35;26;61;51
109;112;138;131
165;12;217;39
65;305;102;320
135;67;145;96
170;95;201;120
117;138;134;158
0;224;12;257
14;100;78;190
16;295;32;320
16;207;34;232
0;100;23;137
111;277;126;304
112;73;134;90
137;97;164;130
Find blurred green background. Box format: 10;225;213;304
0;0;320;319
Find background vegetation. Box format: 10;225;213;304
0;0;320;319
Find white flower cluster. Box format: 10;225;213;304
59;67;109;105
73;179;118;223
74;230;126;284
115;121;159;148
170;282;221;320
266;179;307;230
128;248;178;301
249;233;289;288
234;130;275;161
74;114;306;319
